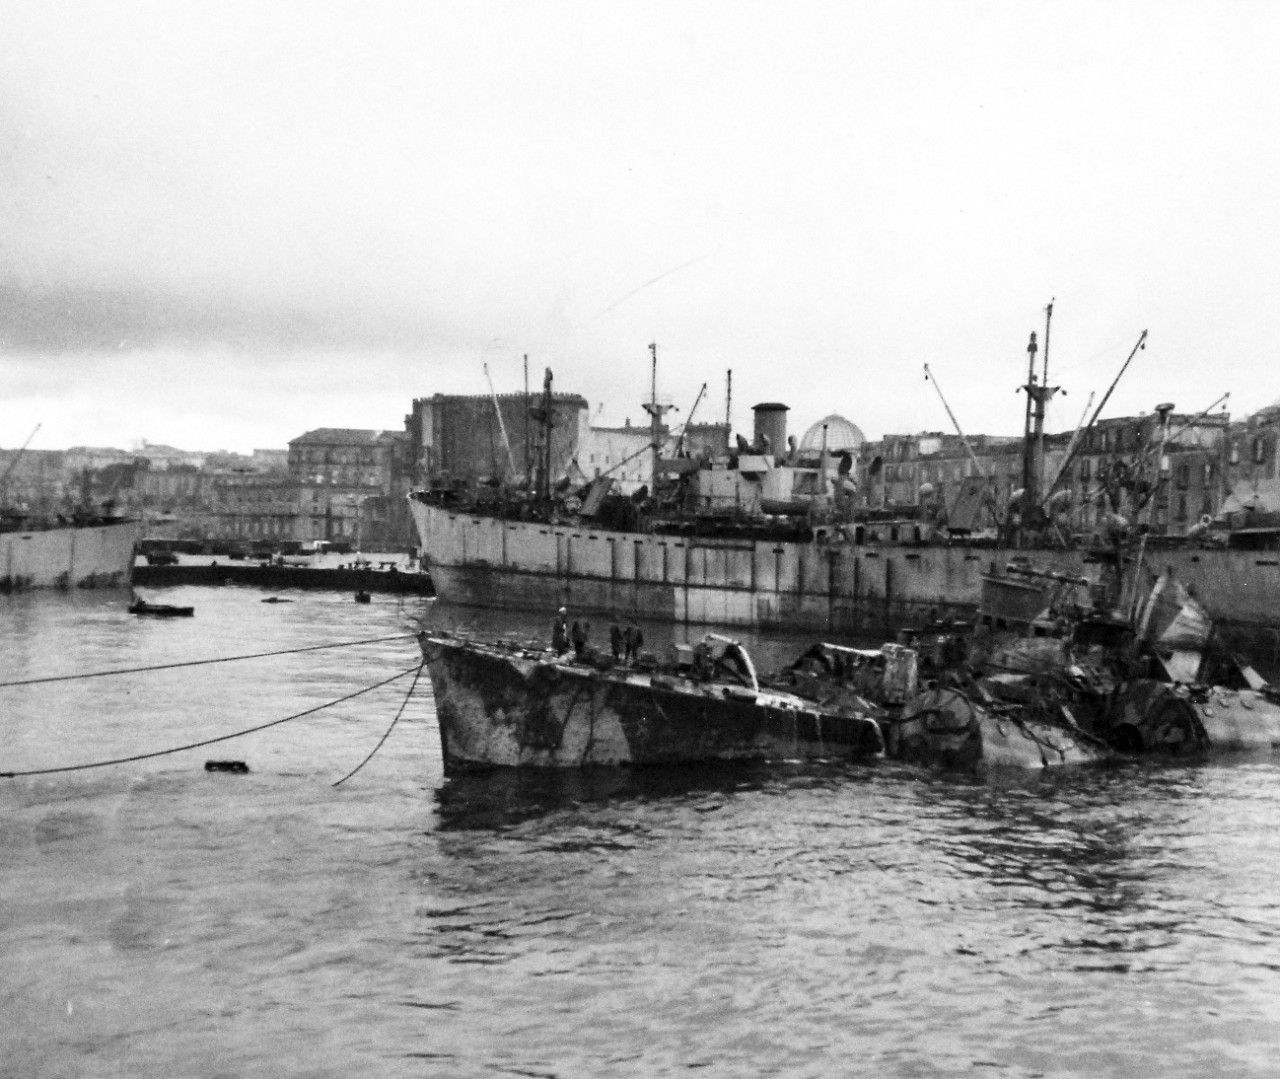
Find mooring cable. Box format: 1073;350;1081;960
331;660;427;787
0;633;419;688
0;664;421;779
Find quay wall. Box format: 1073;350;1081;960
133;563;435;595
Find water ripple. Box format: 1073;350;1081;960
6;591;1280;1076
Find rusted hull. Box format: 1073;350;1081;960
410;500;1280;633
889;687;1108;771
0;520;140;592
421;636;884;772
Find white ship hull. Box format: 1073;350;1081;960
1;519;141;591
409;498;1280;634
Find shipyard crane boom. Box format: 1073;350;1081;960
1167;392;1230;448
673;382;707;456
1087;329;1148;431
922;364;986;477
1041;392;1095;506
923;364;1005;532
483;363;519;484
1127;392;1232;518
1042;328;1148;502
1;423;42;491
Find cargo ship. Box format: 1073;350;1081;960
409;482;1280;635
408;358;1280;638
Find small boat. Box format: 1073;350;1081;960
418;630;884;774
128;598;194;617
354;590;371;604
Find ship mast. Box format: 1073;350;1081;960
642;343;674;493
1038;299;1055;497
528;367;556;502
523;354;531;497
1018;301;1060;543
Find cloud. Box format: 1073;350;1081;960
1;2;1279;454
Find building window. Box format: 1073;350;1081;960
1177;494;1188;521
1254;437;1268;464
1175;463;1190;489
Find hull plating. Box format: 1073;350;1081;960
0;520;141;592
410;500;1280;632
891;686;1107;770
422;637;883;772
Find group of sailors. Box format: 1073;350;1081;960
551;606;644;665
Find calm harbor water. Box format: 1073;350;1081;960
4;584;1280;1077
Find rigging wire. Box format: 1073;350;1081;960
331;660;427;787
0;632;418;688
0;664;422;779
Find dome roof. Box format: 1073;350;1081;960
799;414;865;452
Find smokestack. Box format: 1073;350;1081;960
752;402;788;456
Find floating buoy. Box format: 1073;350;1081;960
205;760;249;774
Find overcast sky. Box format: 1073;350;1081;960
2;1;1277;453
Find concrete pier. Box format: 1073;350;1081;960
132;562;435;595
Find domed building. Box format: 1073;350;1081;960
798;414;865;453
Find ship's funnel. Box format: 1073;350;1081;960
752;402;788;456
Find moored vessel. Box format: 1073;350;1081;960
1;514;140;591
418;630;884;773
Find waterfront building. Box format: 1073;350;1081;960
0;448;70;517
577;420;729;496
288;428;395;488
579;419;657;495
1218;404;1280;527
1066;411;1228;536
207;470;301;545
855;407;1230;541
406;391;590;489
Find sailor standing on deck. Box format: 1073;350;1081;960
551;607;570;654
623;620;644;665
570;618;589;659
